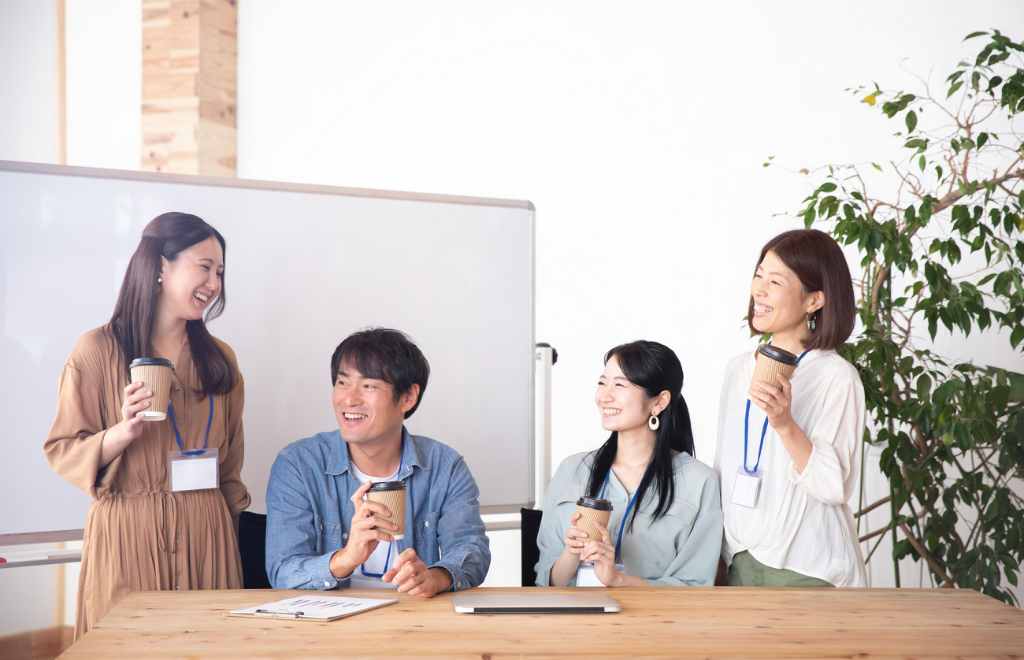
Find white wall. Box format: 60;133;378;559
64;0;141;169
0;0;57;164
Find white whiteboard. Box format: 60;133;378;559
0;160;534;537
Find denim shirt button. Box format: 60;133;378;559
342;532;348;539
323;580;330;587
425;521;429;528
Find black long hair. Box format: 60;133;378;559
585;340;694;532
109;212;237;398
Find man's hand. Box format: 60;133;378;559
329;481;398;579
382;548;452;598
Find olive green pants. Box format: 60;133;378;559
727;551;834;587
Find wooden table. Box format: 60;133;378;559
60;587;1024;659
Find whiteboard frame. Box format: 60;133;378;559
0;159;536;528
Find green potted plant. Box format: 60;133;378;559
773;30;1024;603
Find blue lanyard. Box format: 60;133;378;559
360;542;393;578
359;437;405;578
167;393;214;456
743;349;809;474
599;462;652;563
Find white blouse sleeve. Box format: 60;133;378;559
788;373;866;506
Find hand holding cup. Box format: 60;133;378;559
579;521;621;587
118;381;152;440
330;481;398;578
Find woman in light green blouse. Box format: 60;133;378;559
535;340;723;587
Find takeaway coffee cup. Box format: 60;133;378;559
367;481;407;540
750;344;800;397
128;357;175;422
575;496;613;545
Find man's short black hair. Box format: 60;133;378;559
330;327;430;419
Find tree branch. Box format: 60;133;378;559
899;522;955;588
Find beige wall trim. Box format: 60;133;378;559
0;160;535;211
55;0;66;165
142;0;237;176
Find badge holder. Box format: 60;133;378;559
169;447;219;492
575;558;626;587
731;466;762;508
166;393;218;492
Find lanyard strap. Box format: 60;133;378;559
743;349;809;474
358;436;406;578
360;542;393;578
167;393;214;456
599;463;652;563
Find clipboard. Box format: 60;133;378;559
226;595;397;622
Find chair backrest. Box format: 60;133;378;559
238;511;273;589
520;508;544;587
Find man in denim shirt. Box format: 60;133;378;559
266;328;490;596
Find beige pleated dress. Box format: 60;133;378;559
44;325;250;640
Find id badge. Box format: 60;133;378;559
575;560;626;587
169;448;219;492
731;467;762;508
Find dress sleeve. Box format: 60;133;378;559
43;361;122;500
789;374;866;506
218;371;250;517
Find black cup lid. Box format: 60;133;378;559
757;344;799;366
368;481;406;492
577;496;613;511
129;357;175;371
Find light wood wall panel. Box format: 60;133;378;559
142;0;236;176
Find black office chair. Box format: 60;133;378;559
238;511;273;589
520;508;543;587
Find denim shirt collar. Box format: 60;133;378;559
325;426;428;479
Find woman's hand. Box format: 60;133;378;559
749;373;796;434
579;521;622;587
750;373;812;472
563;512;587;555
99;381;154;468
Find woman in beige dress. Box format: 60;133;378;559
44;212;249;639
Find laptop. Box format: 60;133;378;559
452;593;621;614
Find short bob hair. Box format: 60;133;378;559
330;327;430;419
748;229;856;351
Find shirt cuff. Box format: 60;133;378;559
312;551;348;590
789;441;820;484
431;561;465;591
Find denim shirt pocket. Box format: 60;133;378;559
413;510;441;563
313;513;342;554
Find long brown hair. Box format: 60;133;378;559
747;228;856;351
110;212;237;397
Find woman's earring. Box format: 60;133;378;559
157;277;162;294
648;414;660;431
806;311;816;331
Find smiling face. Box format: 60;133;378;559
333;363;419;447
750;250;823;338
595;355;665;433
158;235;223;322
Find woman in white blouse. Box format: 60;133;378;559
714;228;867;587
